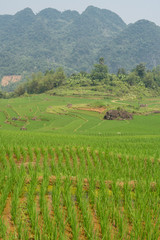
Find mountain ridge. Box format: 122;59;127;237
0;6;160;80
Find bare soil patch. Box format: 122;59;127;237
1;75;22;87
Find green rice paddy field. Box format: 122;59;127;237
0;94;160;239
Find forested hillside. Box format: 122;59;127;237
99;20;160;72
0;6;160;80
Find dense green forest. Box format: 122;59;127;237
1;60;160;98
0;6;160;80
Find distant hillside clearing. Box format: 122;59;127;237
1;75;22;86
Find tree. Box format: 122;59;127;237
14;84;26;96
90;59;108;81
0;91;4;98
53;67;66;87
152;65;160;86
135;63;146;78
117;68;126;76
26;72;44;93
143;72;156;88
99;57;105;65
126;72;140;86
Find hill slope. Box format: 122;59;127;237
99;20;160;72
0;6;126;78
0;6;160;79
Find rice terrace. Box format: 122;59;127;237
1;3;160;239
0;93;160;239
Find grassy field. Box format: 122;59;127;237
0;94;160;239
0;94;160;135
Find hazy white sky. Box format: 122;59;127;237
0;0;160;26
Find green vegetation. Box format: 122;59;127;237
0;6;126;79
3;61;159;98
1;6;160;80
100;20;160;72
0;5;160;239
0;92;160;239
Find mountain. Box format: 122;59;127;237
0;6;160;80
99;20;160;72
62;6;126;71
0;6;126;79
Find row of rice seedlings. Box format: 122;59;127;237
95;180;111;240
46;146;160;183
62;147;73;176
87;176;97;207
129;182;160;239
0;161;16;216
4;145;12;160
111;182;129;239
85;148;111;181
86;156;126;238
97;150;130;181
85;148;101;182
0;165;17;238
76;147;94;179
1;130;160;156
40;145;47;157
26;146;42;177
92;178;160;239
69;148;79;176
89;149;102;172
19;146;27;162
95;149;137;182
47;146;54;161
4;144;160;183
85;156;125;240
52;177;66;239
86;178;102;239
2;144;160;238
143;157;160;182
0;150;9;192
34;147;41;160
54;147;66;176
12;145;37;165
0;147;9;240
32;147;41;175
13;145;21;162
15;147;43;240
95;176;131;239
76;176;98;240
27;145;34;162
76;147;87;176
63;178;80;239
42;149;52;175
6;145;30;165
26;168;39;238
11;164;26;224
133;182;160;238
102;151;119;181
39;154;57;239
50;149;59;176
39;176;52;238
0;217;6;239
